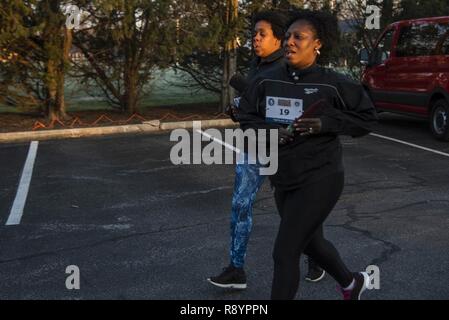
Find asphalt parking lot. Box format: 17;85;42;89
0;112;448;300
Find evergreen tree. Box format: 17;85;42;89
72;0;185;114
0;0;73;120
395;0;449;20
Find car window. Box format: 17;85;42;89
396;23;442;57
376;29;394;63
434;23;449;55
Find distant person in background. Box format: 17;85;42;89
207;10;325;291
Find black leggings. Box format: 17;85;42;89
271;172;353;300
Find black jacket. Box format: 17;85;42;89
237;63;378;190
231;49;285;120
247;48;285;82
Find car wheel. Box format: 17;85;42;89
430;99;449;141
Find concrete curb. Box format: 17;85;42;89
0;124;159;144
0;118;236;144
153;118;236;130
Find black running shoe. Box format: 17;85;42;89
338;272;369;300
305;257;326;283
207;265;247;289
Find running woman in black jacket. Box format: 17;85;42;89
208;10;325;291
237;10;378;300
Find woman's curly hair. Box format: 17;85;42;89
252;10;288;41
287;9;340;65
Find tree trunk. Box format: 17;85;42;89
123;9;139;115
220;0;238;113
54;26;72;121
228;41;237;105
46;57;59;121
381;0;394;29
221;51;230;112
124;68;139;114
44;2;70;122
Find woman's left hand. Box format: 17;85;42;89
293;118;322;136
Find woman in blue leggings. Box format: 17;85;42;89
207;10;324;290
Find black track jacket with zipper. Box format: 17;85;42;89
236;63;378;191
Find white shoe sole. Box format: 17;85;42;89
305;270;326;283
207;278;247;290
358;272;370;300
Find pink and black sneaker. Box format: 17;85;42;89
338;272;370;300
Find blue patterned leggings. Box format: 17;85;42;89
230;158;265;268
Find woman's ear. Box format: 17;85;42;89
276;38;282;48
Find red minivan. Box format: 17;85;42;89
360;16;449;140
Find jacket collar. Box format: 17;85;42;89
258;48;284;65
287;63;321;80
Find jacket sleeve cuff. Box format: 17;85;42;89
320;115;343;134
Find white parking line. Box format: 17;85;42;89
6;141;39;226
370;133;449;158
198;129;449;159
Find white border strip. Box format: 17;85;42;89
370;133;449;158
6;141;39;226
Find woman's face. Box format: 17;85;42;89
284;20;322;69
253;20;281;58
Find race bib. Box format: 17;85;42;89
265;96;303;124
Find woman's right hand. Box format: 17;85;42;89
293;118;322;136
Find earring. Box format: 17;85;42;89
315;48;321;55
